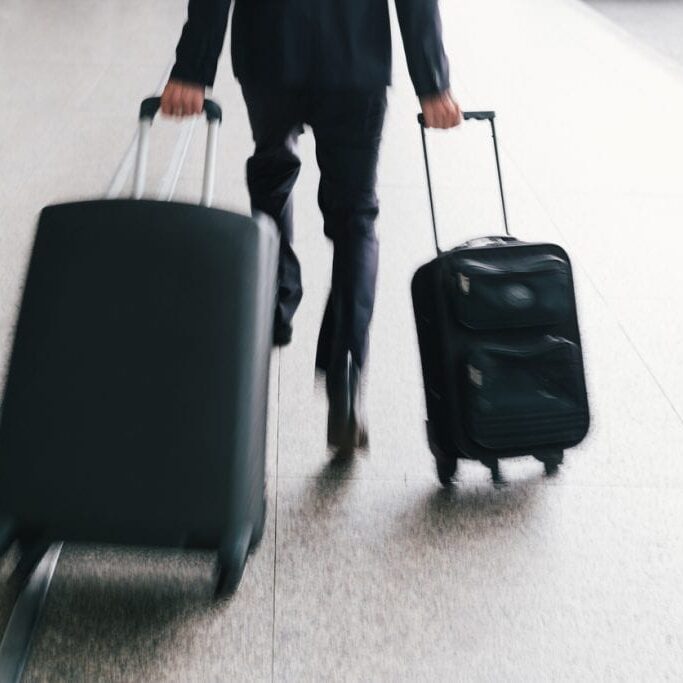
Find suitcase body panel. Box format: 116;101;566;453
0;199;278;550
412;237;590;464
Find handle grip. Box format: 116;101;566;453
417;108;510;254
139;96;223;123
417;111;495;126
464;111;495;122
133;97;222;206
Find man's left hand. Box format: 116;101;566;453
420;91;462;129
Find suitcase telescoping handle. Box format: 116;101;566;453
133;97;223;207
417;111;511;256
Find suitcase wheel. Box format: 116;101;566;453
10;537;51;590
534;450;564;477
214;529;251;600
0;519;15;560
436;457;457;488
481;457;502;484
249;497;267;552
426;420;446;461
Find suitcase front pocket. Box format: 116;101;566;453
454;254;572;330
464;337;587;449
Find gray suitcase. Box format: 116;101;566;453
0;98;279;596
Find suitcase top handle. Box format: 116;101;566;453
417;111;495;125
417;111;511;256
139;96;223;124
132;97;224;207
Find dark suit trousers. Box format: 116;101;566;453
242;85;387;371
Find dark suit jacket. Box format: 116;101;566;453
170;0;450;97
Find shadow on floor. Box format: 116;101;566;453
302;452;361;519
392;473;547;547
21;546;232;679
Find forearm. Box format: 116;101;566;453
394;0;450;97
170;0;232;87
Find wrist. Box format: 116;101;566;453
421;89;451;101
168;77;205;92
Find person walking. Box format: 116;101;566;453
161;0;461;455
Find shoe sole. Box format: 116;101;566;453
328;420;369;453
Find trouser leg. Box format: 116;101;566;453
242;86;305;330
311;90;387;372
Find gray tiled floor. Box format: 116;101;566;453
1;0;682;680
273;478;683;681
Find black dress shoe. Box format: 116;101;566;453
326;353;368;454
273;322;293;347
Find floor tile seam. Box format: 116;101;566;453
274;473;683;492
270;349;281;683
376;180;683;201
611;320;683;426
72;62;112;114
485;140;683;429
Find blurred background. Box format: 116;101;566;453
587;0;683;64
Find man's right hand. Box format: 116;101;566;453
420;91;462;129
160;79;205;117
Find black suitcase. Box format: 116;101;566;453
0;98;279;596
412;112;589;486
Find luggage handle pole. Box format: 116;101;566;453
201;118;220;207
418;118;442;255
417;111;511;256
133;97;223;207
